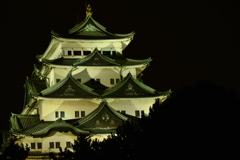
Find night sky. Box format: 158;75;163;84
0;0;239;130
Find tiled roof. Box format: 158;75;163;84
16;121;51;136
10;114;40;130
115;57;152;66
15;119;89;137
84;128;117;134
25;77;47;94
39;72;100;98
42;58;78;66
76;100;129;129
31;118;89;137
51;15;134;40
42;52;151;67
73;48;120;66
102;72;171;98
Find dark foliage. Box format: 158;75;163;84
0;135;30;160
49;80;239;159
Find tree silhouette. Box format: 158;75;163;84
48;79;239;159
0;135;30;160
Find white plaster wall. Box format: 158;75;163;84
107;98;157;116
86;68;121;87
38;99;101;121
121;68;137;78
42;131;76;153
72;68;91;83
18;136;43;151
61;41;124;55
17;132;109;154
53;68;71;83
47;67;137;87
17;132;77;153
48;68;55;87
90;134;109;142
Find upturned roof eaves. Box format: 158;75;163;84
102;73;166;98
73;49;120;67
52;16;134;39
84;128;117;134
10;113;41;130
25;77;47;94
40;72;100;98
116;58;152;66
76;100;128;127
42;58;78;66
31;118;89;137
12;120;50;136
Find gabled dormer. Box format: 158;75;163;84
73;48;120;67
52;4;134;40
75;100;129;133
102;72;171;99
31;118;89;137
38;71;100;99
38;5;135;62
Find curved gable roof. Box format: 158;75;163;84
10;113;40;130
52;15;134;40
40;71;100;98
42;51;151;67
31;118;89;137
102;72;171;98
76;100;128;129
73;48;120;66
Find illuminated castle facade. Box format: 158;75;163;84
9;5;171;158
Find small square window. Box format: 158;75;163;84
60;111;65;118
56;79;61;83
110;79;114;85
112;51;116;55
81;111;85;117
141;110;145;116
68;51;72;55
75;111;79;118
74;51;81;55
66;142;72;148
49;142;54;148
83;51;91;55
37;143;42;149
31;143;36;149
135;110;140;117
56;142;60;148
55;111;59;118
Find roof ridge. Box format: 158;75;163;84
41;71;99;97
102;72;132;96
76;100;128;127
102;72;165;97
51;14;134;39
73;48;120;66
31;118;89;137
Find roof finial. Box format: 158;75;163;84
86;4;93;17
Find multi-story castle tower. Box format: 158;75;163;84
8;5;171;157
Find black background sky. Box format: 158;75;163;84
0;0;239;130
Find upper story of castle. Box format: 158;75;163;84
37;4;135;62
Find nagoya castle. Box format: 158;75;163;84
8;5;171;158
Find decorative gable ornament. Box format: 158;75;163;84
124;83;137;95
62;85;75;96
